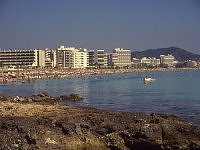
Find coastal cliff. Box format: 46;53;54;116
0;95;199;150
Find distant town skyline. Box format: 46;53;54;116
0;0;200;54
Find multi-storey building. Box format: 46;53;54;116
0;48;57;68
56;46;65;68
52;50;57;67
106;52;113;67
74;48;88;68
141;57;160;67
88;50;95;67
140;57;151;66
110;53;118;67
186;60;197;68
57;45;75;68
34;49;45;67
94;49;108;68
44;48;56;68
56;45;88;68
132;58;141;67
111;48;131;68
160;54;175;67
0;49;36;68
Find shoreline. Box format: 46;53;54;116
0;67;199;84
0;92;199;125
1;68;199;125
0;99;199;149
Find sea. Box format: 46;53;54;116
0;70;200;124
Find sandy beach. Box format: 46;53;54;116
0;68;199;84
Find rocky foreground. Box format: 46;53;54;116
0;94;199;150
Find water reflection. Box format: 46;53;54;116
0;71;200;124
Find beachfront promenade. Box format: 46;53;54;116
0;68;199;83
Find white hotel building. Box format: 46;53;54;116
111;48;131;68
140;57;160;67
57;45;88;68
160;54;176;67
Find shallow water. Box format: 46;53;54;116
0;70;200;124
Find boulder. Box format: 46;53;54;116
0;94;9;101
57;93;84;101
69;93;84;101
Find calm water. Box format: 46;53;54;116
0;70;200;124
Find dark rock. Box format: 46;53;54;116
0;92;84;104
106;133;127;150
0;106;199;150
41;91;49;97
57;93;84;101
69;93;84;101
0;95;199;149
55;121;77;135
57;95;69;101
96;123;117;135
0;94;8;101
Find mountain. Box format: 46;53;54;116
131;47;200;62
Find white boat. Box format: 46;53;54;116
143;77;155;82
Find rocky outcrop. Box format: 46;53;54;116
56;93;84;101
0;101;199;150
0;92;83;104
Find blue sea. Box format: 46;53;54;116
0;70;200;124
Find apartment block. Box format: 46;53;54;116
44;48;56;68
160;54;175;67
88;50;95;67
0;49;35;68
56;45;88;68
111;48;131;68
74;48;88;68
106;52;113;67
186;60;197;68
34;49;45;67
141;57;160;67
132;58;141;67
94;49;108;68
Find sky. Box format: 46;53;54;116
0;0;200;54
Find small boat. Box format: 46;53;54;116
143;77;155;82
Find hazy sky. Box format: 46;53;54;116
0;0;200;53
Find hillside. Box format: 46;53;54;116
132;47;200;62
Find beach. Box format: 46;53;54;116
0;68;200;149
0;68;199;84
